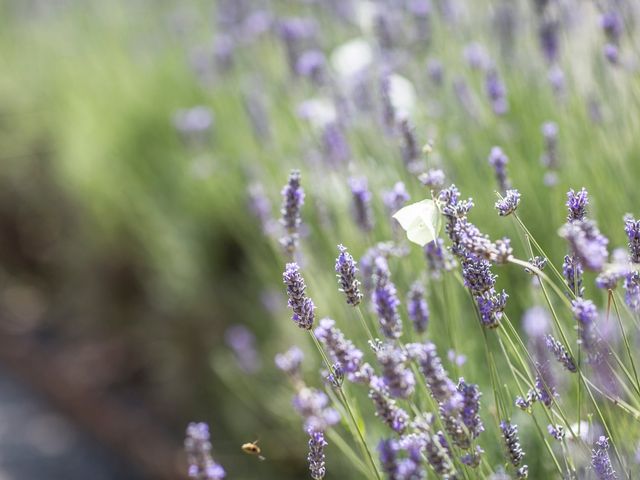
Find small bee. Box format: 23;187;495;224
242;440;266;461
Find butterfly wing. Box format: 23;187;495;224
392;199;440;247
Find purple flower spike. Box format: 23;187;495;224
486;69;508;115
624;272;640;312
408;343;462;412
314;318;363;374
500;421;525;468
293;387;340;432
545;335;576;372
283;263;316;330
407;282;429;334
572;299;599;355
348;177;374;232
383;182;410;216
495;189;520;216
185;422;226;480
378;438;399;477
307;429;327;480
547;424;565;441
624;214;640;263
280;170;305;254
561;220;609;272
591;436;617;480
488;146;511;193
457;378;484;438
372;256;403;339
369;377;410;433
566;188;588;222
275;346;304;378
335;245;363;306
563;255;584;297
376;343;415;399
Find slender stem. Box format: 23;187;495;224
355;305;375;343
611;291;640;395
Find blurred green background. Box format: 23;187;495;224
1;0;639;478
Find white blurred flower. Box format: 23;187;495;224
330;38;373;79
388;74;417;119
297;98;337;129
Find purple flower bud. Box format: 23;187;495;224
461;446;484;468
307;429;327;480
185;422;226;479
296;49;326;84
399;118;420;168
488;146;511;193
603;43;619;64
464;43;490;71
322;122;350;166
561;220;609;272
541;122;559;171
547;424;565;441
225;325;261;374
458;378;484;439
407;282;429;334
624;272;640;312
592;436;616;480
563;255;584;297
427;59;444;86
424;238;454;278
383;182;410;216
378;438;400;477
419;168;446;191
314;318;363;374
538;20;560;64
495;189;521;216
572;299;599;355
601;12;622;44
283;263;316;330
348;177;374;232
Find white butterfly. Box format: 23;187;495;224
392;199;441;247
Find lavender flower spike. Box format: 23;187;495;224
372;256;403;339
500;421;525;468
307;429;327;480
314;318;363;374
572;299;598;355
275;346;304;378
488;146;511;193
545;334;576;372
458;378;484;438
486;69;508;115
349;177;374;232
335;245;363;306
566;188;588;222
407;282;429;333
283;263;316;330
184;422;226;479
376;343;415;399
280;170;305;254
592;436;617;480
495;189;520;216
561;219;609;272
369;376;410;433
624;214;640;263
563;254;584;297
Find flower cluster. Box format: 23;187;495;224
335;244;363;306
283;263;316;330
184;423;226;480
280;170;305;254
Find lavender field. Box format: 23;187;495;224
2;0;640;479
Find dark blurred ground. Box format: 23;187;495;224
0;366;145;480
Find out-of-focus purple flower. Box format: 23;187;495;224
247;182;274;234
592;436;616;480
485;69;508;115
407;282;429;334
563;255;584;298
522;305;550;339
376;343;415;399
496;189;520;216
173;106;214;142
427;59;443;86
425;431;456;476
566;188;588;222
399;118;420;168
369;376;410;433
348;177;374;232
488;146;511;193
545;334;576;372
283;263;316;330
380;73;396;132
322;122;350;166
185;423;226;479
624;214;640;263
409;0;432;42
335;245;362;306
547;424;565;441
539;20;560;64
275;346;304;379
601;12;622;45
296;49;326;84
372;256;403;339
448;350;467;366
548;65;565;97
383;182;410;217
214;35;235;71
419;168;446;191
572;298;599;355
278;18;318;75
408;342;462;412
561;220;609;272
458;378;484;439
225;325;261;374
314;318;363;374
464;43;490;71
307;429;327;480
541;121;559;172
293;387;340;432
461;446;484;469
378;438;399;478
280;170;305;254
535;367;557;407
500;421;525;468
424;238;455;278
603;44;619;64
